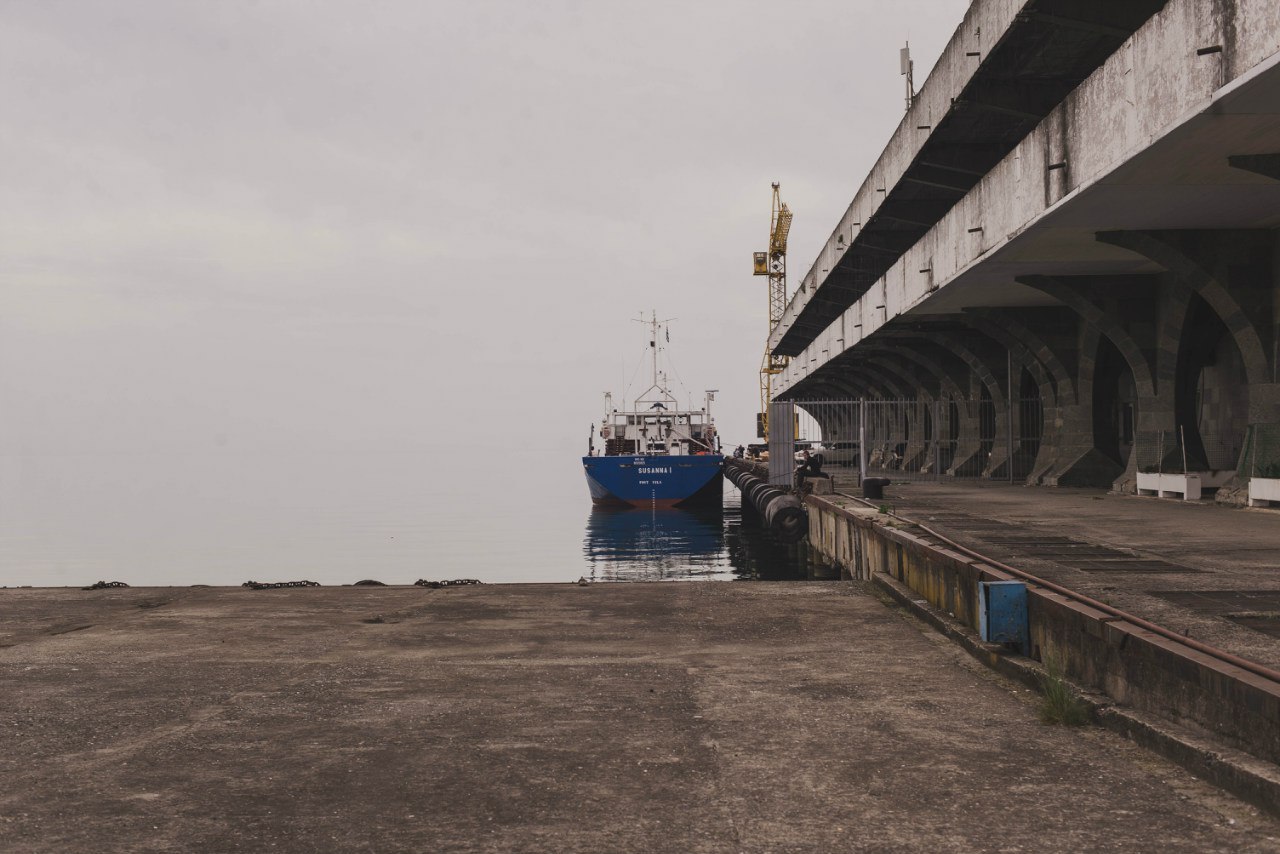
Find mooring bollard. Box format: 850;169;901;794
861;477;890;501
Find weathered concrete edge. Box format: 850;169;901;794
805;493;1280;791
809;494;1280;725
872;568;1280;817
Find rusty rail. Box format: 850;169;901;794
835;491;1280;686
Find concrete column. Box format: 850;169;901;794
1017;276;1169;490
960;314;1057;483
1097;230;1280;503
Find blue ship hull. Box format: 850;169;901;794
582;454;724;507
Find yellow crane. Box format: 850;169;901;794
752;182;792;439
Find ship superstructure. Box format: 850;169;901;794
582;312;724;508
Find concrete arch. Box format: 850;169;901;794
797;377;877;450
862;345;969;402
893;331;1008;409
821;374;882;402
849;350;931;396
1017;275;1157;400
1151;278;1192;400
885;331;1014;473
1075;323;1102;409
836;358;918;401
802;370;921;472
955;314;1060;483
849;361;939;471
800;376;864;398
967;308;1077;404
1098;230;1272;386
859;354;940;400
822;361;891;399
901;331;1013;477
956;314;1057;410
842;351;946;471
859;344;985;476
874;364;932;402
1039;320;1141;491
795;394;858;447
830;378;876;399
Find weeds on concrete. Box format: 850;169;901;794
1037;659;1090;726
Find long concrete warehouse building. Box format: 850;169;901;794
769;0;1280;504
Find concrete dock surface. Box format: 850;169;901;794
864;482;1280;670
3;583;1279;853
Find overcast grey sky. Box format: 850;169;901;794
1;1;965;459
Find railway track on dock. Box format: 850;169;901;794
834;490;1280;686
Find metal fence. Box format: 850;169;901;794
1133;427;1243;474
780;398;1048;486
865;399;943;482
772;399;1267;487
1015;393;1046;479
1242;423;1280;480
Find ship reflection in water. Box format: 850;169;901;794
582;487;829;582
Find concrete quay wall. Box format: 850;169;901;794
805;494;1280;772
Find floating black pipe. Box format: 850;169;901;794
723;459;808;543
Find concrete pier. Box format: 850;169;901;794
802;481;1280;810
4;583;1280;852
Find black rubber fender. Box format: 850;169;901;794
723;460;808;544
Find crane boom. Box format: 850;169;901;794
752;182;791;439
770;202;792;258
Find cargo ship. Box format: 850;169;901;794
583;313;724;507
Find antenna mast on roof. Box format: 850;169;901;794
900;43;915;111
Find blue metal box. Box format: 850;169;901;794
979;580;1028;654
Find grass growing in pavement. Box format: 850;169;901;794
1037;658;1090;726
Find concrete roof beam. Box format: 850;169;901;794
770;0;1170;358
1227;153;1280;181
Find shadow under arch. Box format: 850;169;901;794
1176;292;1249;471
1092;335;1137;473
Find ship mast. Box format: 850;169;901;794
633;310;676;408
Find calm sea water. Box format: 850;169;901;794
0;452;816;587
